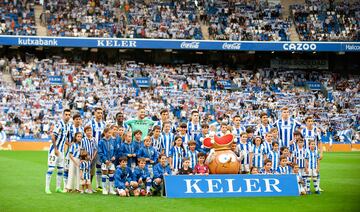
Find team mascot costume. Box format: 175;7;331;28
203;133;240;174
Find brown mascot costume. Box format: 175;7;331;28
203;133;240;174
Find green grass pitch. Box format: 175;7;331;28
0;151;359;212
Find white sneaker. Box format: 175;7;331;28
319;187;324;192
80;190;84;194
86;189;93;194
102;189;108;195
109;189;116;195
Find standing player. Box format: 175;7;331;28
250;136;265;169
81;125;97;187
195;123;210;155
232;115;246;144
302;116;324;191
98;127;116;195
64;113;83;187
237;132;253;174
161;121;174;157
151;125;163;153
305;140;321;194
187;111;201;140
273;107;301;149
45;109;71;194
255;112;272;139
115;112;127;129
87;107;106;191
125;107;155;139
178;123;191;149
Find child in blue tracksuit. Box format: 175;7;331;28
137;136;158;171
112;125;122;166
114;157;133;197
98;127;116;195
152;154;171;195
120;131;139;170
132;158;152;196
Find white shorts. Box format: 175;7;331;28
307;168;318;177
101;163;115;171
64;158;70;170
48;151;64;168
241;164;250;172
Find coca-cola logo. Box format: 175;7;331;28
222;43;241;50
180;41;200;49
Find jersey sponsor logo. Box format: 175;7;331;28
283;43;317;51
180;41;200;49
222;43;241;50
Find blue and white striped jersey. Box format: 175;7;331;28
49;120;69;154
238;142;253;165
161;132;174;157
294;146;306;168
185;148;198;169
180;133;191;149
262;141;272;155
276;165;291;174
66;124;84;158
305;149;319;169
187;121;201;140
80;160;91;180
88;118;106;144
81;136;97;159
69;142;81;159
268;150;280;170
252;145;265;168
274;118;301;148
151;136;163;154
232;125;246;144
256;124;272;139
301;127;321;150
169;146;184;170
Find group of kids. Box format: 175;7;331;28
45;107;323;197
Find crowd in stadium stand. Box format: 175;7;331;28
201;0;291;41
126;0;202;39
0;0;36;36
291;0;360;41
0;56;359;143
43;0;126;37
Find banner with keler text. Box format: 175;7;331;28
164;174;299;198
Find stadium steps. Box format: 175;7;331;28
34;5;47;36
1;72;16;87
281;0;304;41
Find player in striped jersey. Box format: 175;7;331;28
305;140;321;194
267;141;280;171
255;112;272;139
262;132;273;155
178;122;191;149
217;122;229;137
250;136;266;169
65;132;82;192
79;149;92;194
98;127;116;195
302;116;324;192
81;126;97;185
280;146;294;166
273;107;301;149
151;125;163;153
293;139;306;175
169;136;185;175
237;132;253;174
64;114;83;187
185;140;198;169
293;163;306;195
232;115;246;144
187;111;201;140
155;109;176;132
87;107;106;191
276;156;292;174
161;122;174;157
45;109;71;194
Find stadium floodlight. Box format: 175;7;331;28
90;48;98;52
9;46;19;49
248;51;255;54
81;47;88;51
172;51;178;54
165;49;172;52
64;48;73;51
195;51;203;54
119;49;127;52
35;47;43;51
144;50;152;53
0;45;2;48
338;52;345;55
